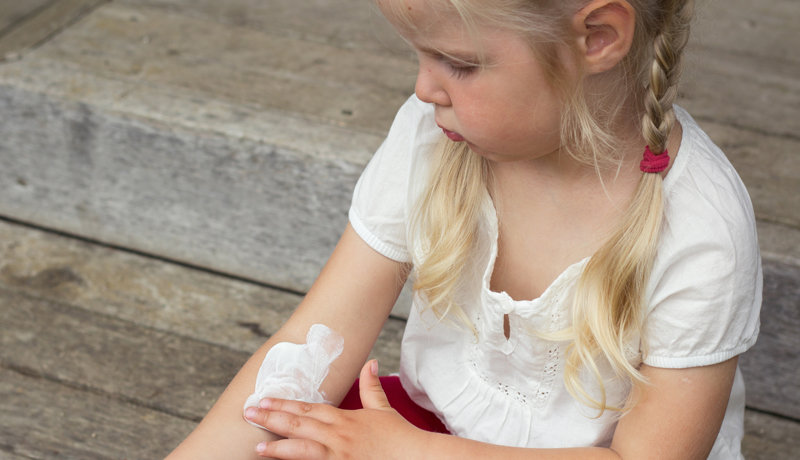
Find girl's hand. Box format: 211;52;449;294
244;360;427;459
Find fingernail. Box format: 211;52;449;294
371;360;379;376
259;398;272;409
245;407;258;419
256;442;267;453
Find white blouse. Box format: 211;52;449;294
348;95;761;459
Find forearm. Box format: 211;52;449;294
166;336;284;460
167;225;407;459
167;320;376;459
424;433;622;460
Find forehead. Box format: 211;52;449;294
377;0;489;55
378;0;455;33
376;0;454;27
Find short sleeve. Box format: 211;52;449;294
642;113;762;368
348;95;439;263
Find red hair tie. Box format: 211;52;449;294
640;145;670;173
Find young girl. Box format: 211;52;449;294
168;0;761;458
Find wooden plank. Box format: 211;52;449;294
697;119;800;231
0;0;109;61
0;287;249;421
0;219;407;371
680;43;800;143
3;218;799;419
742;410;800;460
30;2;415;135
106;0;800;141
2;281;799;459
0;0;55;36
0;282;398;423
1;0;796;300
119;0;799;67
2;222;799;456
0;367;195;459
693;0;798;65
740;261;800;420
114;0;414;57
0;218;305;353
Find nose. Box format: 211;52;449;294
415;64;451;107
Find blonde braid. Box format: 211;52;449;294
642;0;693;153
563;0;694;413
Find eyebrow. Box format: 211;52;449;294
415;44;481;63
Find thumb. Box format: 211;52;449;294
358;359;391;410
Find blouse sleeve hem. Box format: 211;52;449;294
348;207;411;263
643;332;759;369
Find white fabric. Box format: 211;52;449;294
243;324;344;430
349;95;761;458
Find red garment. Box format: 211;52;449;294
339;376;450;434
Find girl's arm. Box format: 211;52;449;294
425;358;739;460
248;356;738;459
166;224;409;459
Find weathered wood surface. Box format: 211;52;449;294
0;367;196;459
0;0;410;307
1;286;248;421
0;0;798;457
0;0;108;61
739;261;800;420
0;219;405;458
0;221;406;370
1;219;798;458
742;410;800;460
0;0;55;36
0;0;797;307
687;0;800;140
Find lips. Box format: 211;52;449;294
439;125;465;142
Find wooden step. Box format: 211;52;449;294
0;0;797;313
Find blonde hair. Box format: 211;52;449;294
400;0;694;413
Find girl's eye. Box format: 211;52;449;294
448;63;477;79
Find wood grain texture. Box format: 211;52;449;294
697;120;800;230
0;367;195;459
0;286;248;421
740;261;800;419
0;0;796;300
0;219;406;372
0;0;55;35
34;2;415;136
742;410;800;460
0;0;798;456
0;0;108;60
0;220;798;457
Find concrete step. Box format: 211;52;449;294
0;0;798;323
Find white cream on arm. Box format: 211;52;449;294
243;324;345;430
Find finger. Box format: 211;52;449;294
257;398;338;424
244;406;330;442
256;438;328;460
359;359;391;410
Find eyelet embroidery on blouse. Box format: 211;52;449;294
534;344;560;404
469;295;567;409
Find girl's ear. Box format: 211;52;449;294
572;0;636;74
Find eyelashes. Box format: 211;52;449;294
447;62;478;79
420;50;480;79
